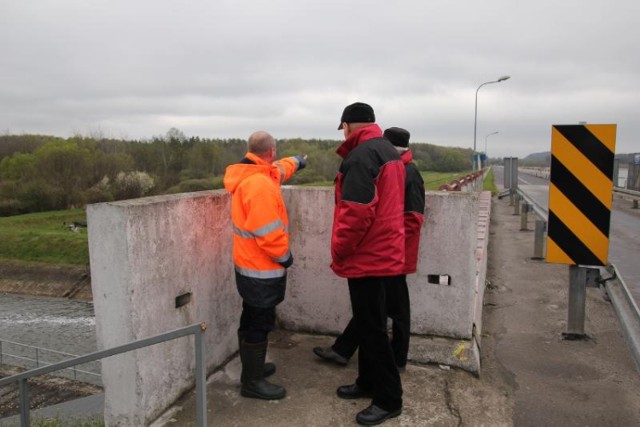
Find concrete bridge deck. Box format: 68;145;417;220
155;196;640;426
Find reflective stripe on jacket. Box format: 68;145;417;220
223;152;300;280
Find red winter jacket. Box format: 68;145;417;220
331;124;406;278
400;150;425;274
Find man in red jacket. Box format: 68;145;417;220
330;102;405;425
315;127;425;374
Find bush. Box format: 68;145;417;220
0;198;22;216
81;186;114;204
16;181;66;212
166;178;222;194
112;171;155;200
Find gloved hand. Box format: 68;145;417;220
278;252;294;268
294;154;308;170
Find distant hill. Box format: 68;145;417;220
523;152;550;162
521;151;550;166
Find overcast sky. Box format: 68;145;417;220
1;0;638;158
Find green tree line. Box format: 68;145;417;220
0;129;473;216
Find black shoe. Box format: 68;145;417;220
336;383;373;399
356;404;402;425
313;346;349;366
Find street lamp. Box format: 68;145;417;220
484;131;499;165
473;75;510;173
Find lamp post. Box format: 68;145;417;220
484;131;499;167
473;76;510;174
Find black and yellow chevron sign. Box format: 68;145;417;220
546;124;617;266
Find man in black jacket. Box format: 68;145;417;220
314;127;425;373
329;103;406;426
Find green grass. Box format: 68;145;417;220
421;171;473;190
298;172;474;190
0;209;89;265
483;168;498;195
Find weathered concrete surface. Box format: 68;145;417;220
161;195;640;426
154;330;511;427
87;188;488;424
280;188;482;341
481;196;640;426
87;191;240;426
0;261;91;300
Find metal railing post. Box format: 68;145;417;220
35;348;39;368
520;203;530;231
513;194;521;215
563;265;605;339
19;379;30;427
195;323;207;427
532;220;546;260
565;265;588;338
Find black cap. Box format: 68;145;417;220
338;102;375;130
383;127;410;148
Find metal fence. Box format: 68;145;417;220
0;339;101;386
0;322;208;427
513;185;640;372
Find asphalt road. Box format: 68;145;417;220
493;165;640;305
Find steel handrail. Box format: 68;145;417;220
1;352;101;381
0;322;208;427
0;339;102;382
614;187;640;200
604;264;640;373
515;188;548;220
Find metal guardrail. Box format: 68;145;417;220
438;169;485;191
613;188;640;198
515;188;548;222
613;187;640;208
604;264;640;373
514;186;640;371
0;339;101;384
0;322;208;427
513;188;547;259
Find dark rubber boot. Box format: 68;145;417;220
238;331;275;382
239;340;286;400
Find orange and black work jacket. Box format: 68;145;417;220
223;152;302;307
331;124;406;278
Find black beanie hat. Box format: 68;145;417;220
383;127;410;148
338;102;375;130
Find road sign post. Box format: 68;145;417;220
546;124;616;338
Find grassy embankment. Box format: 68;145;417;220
483;168;498;194
0;171;493;266
0;209;88;266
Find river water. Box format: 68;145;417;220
0;293;99;383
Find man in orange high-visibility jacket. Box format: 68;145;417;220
223;131;306;401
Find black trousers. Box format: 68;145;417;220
386;274;410;367
348;277;403;412
333;274;411;367
239;301;276;343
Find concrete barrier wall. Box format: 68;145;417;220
88;192;240;426
88;187;484;425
